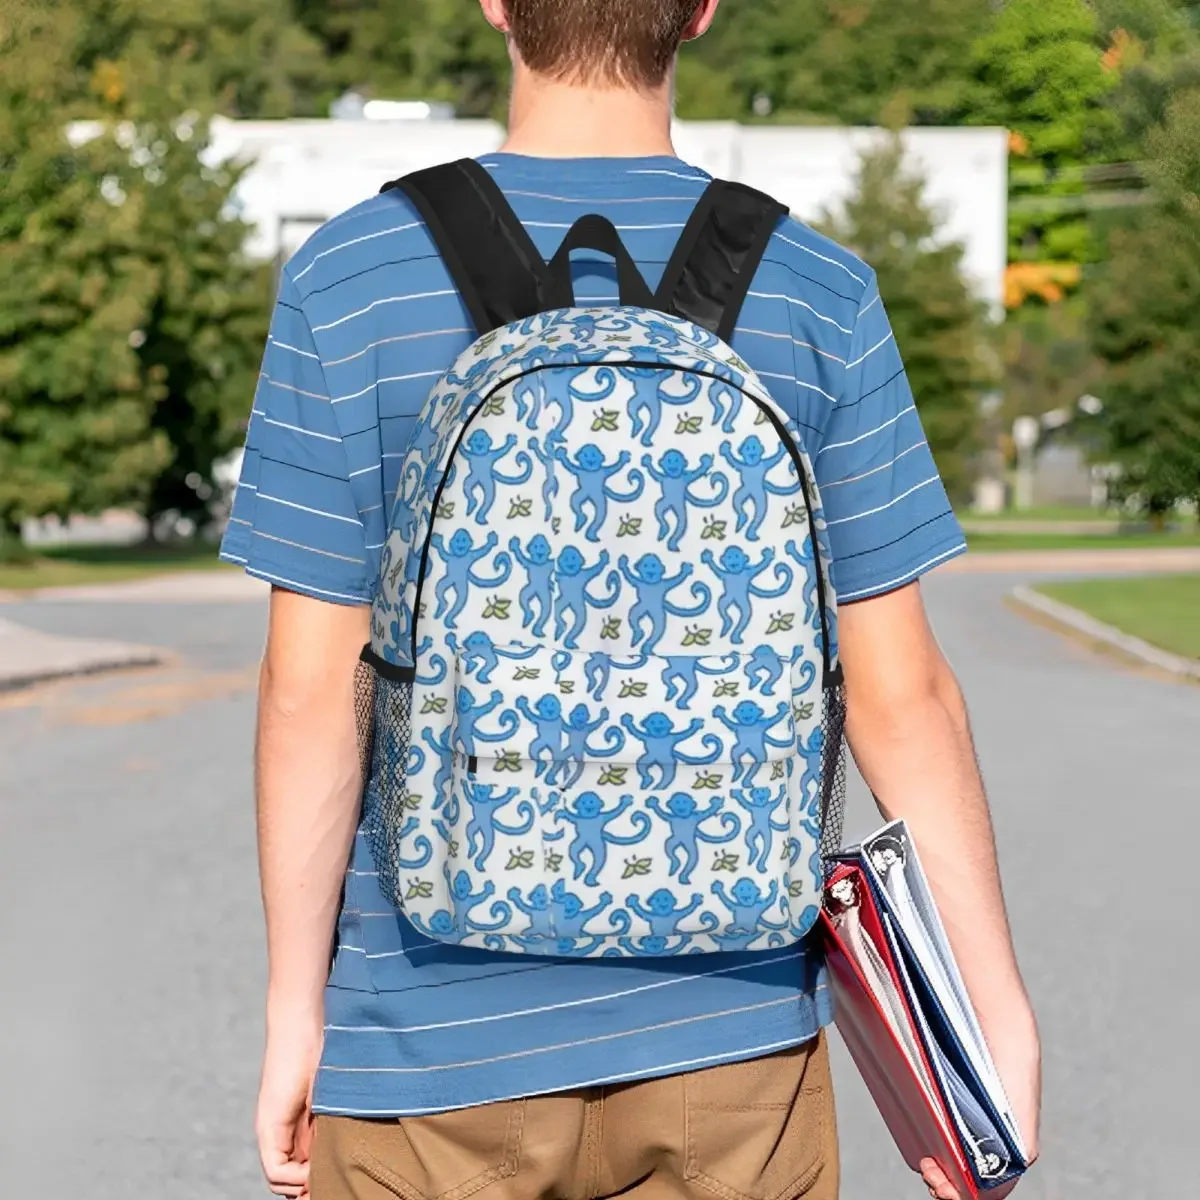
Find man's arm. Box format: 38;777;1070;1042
839;581;1041;1196
255;588;370;1198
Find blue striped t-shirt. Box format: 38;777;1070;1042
221;154;966;1117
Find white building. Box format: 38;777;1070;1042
207;118;1009;308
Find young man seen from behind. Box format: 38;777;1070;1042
222;3;1041;1198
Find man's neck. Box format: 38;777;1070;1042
499;66;677;159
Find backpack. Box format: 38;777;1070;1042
355;159;847;957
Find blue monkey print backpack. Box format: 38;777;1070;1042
355;160;847;958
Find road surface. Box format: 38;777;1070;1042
1;569;1196;1199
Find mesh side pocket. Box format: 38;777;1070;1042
356;659;414;910
818;680;848;862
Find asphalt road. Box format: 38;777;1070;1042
1;570;1197;1199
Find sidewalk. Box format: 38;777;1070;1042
0;569;268;605
942;546;1200;575
0;616;163;691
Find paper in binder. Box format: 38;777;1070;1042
822;821;1030;1197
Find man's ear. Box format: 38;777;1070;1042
682;0;721;42
479;0;511;34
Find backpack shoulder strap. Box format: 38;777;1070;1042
656;180;789;342
381;159;550;337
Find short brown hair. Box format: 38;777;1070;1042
506;0;701;89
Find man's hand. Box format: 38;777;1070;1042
256;1010;323;1197
839;581;1041;1197
254;588;371;1196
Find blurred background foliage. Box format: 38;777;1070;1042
1;0;1198;550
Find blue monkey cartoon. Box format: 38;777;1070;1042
615;934;691;957
701;546;793;643
708;377;750;434
407;869;512;942
514;693;566;762
421;725;456;809
661;654;734;709
732;785;790;872
527;436;562;520
712;700;794;775
556;443;645;540
460;429;533;523
460;632;538;685
719;435;796;541
620;711;723;789
627;371;700;445
646;793;739;885
551;703;624;787
618;554;711;657
713;877;786;933
506;883;556;939
556;792;652;886
430;530;512;628
744;645;785;696
641;449;729;551
784;537;821;628
798;726;825;802
464;784;535;870
550;879;614;938
509;535;555;638
451;687;519;757
625;888;708;937
555;546;620;648
393;816;434;869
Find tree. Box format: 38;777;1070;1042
957;0;1120;267
0;2;168;549
0;2;270;548
818;138;992;503
1089;88;1200;515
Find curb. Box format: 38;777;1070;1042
0;618;165;692
1009;586;1200;682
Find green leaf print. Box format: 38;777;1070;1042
592;409;620;433
794;701;815;722
623;857;653;880
495;750;522;773
754;407;769;425
771;761;786;781
682;625;713;648
701;518;727;541
552;518;562;535
483;597;512;620
544;850;564;873
435;500;456;520
448;840;460;858
618;681;648;699
767;612;795;635
598;765;628;786
617;516;643;537
421;697;447;715
507;849;536;871
514;667;541;681
712;851;739;873
693;772;723;789
557;680;576;695
676;414;703;435
508;496;533;519
787;881;806;899
782;505;807;529
713;680;739;698
406;880;434;901
403;793;422;811
600;617;622;641
484;395;506;418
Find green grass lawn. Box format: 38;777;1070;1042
964;505;1120;523
967;529;1200;553
0;541;230;592
1036;574;1200;660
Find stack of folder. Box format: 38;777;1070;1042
822;821;1030;1197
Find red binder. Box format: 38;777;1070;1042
821;861;1017;1199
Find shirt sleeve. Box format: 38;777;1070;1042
814;272;967;603
219;269;374;605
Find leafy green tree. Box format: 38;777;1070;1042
957;0;1119;266
819;138;992;503
1089;88;1200;515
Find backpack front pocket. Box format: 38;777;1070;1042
437;641;812;953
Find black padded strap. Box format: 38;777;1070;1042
656;180;789;341
381;159;550;336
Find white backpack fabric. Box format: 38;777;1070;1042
356;161;847;957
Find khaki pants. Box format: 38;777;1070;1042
311;1034;838;1200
